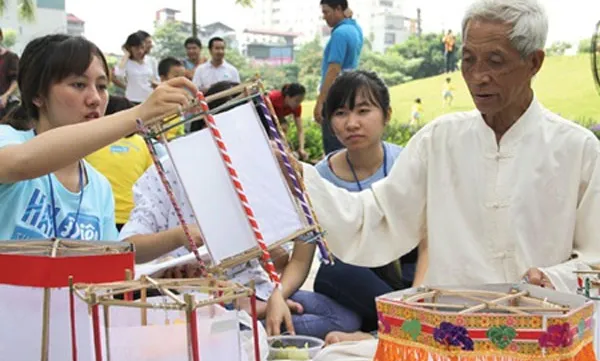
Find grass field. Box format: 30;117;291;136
304;55;600;125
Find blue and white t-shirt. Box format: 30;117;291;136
0;125;119;241
315;141;402;191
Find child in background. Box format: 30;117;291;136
410;98;423;126
158;57;187;140
85;96;155;231
442;77;454;108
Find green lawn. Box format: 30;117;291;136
304;55;600;125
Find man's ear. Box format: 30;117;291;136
529;49;545;78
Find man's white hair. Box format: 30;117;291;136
461;0;549;58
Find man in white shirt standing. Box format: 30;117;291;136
192;37;240;93
297;0;600;298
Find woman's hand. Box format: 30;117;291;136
136;77;198;126
266;289;296;336
176;224;204;251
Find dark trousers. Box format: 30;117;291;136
314;257;417;332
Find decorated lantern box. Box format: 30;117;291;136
0;239;134;361
70;276;259;361
575;270;600;358
375;283;596;361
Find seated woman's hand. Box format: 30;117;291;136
266;288;295;336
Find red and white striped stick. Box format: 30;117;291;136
196;92;281;288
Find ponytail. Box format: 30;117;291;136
1;104;32;131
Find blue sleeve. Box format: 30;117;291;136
0;124;24;149
101;181;119;241
326;31;349;65
314;158;329;178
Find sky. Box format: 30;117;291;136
65;0;600;54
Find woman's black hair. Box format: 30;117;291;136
189;81;272;138
106;95;134;116
281;83;306;98
323;70;390;123
124;32;144;51
136;30;151;40
1;34;110;130
189;81;241;133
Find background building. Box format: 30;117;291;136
0;0;68;54
67;13;85;37
247;0;418;52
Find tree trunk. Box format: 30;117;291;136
192;0;197;38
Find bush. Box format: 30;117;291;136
286;120;324;162
383;122;421;147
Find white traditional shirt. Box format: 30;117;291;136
192;60;240;91
119;156;274;300
303;98;600;293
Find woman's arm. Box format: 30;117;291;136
279;241;316;299
0;77;196;183
293;115;306;159
114;51;129;78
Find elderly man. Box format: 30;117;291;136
305;0;600;357
303;0;599;312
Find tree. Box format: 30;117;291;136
546;41;572;57
0;0;35;21
387;32;461;80
153;21;187;60
1;28;16;49
192;0;253;37
578;38;592;54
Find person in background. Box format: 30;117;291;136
158;57;187;140
193;37;240;93
136;30;154;57
183;37;206;80
114;32;160;104
314;0;363;155
410;98;423;126
85;96;154;231
309;70;418;345
443;29;457;73
0;34;196;241
0;28;19;119
268;83;308;160
442;77;455;108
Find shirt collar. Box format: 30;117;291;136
475;96;541;152
334;18;354;30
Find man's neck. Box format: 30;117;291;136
190;57;201;66
345;142;384;175
483;90;534;141
211;58;223;67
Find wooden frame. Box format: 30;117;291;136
375;284;596;361
137;77;328;277
0;239;134;361
70;277;260;361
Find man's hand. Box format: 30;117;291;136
313;101;324;125
523;268;555;289
298;148;308;161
